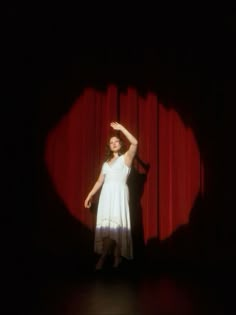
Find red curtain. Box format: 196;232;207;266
45;84;203;244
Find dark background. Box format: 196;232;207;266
2;4;235;310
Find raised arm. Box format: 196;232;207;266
84;171;105;208
110;122;138;167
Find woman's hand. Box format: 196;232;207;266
84;196;92;208
110;122;124;131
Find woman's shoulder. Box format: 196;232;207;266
102;160;108;166
120;152;128;159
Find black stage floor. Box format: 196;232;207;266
13;257;235;315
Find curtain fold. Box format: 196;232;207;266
45;84;203;245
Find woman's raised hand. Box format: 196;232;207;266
110;122;124;131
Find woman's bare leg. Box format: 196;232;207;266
113;243;122;268
95;237;114;270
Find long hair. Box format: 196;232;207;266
104;133;127;162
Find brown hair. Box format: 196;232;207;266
104;133;127;162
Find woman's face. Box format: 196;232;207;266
109;137;121;152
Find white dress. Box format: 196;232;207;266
94;154;133;259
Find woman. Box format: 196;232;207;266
84;122;138;270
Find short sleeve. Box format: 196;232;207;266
101;163;107;175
